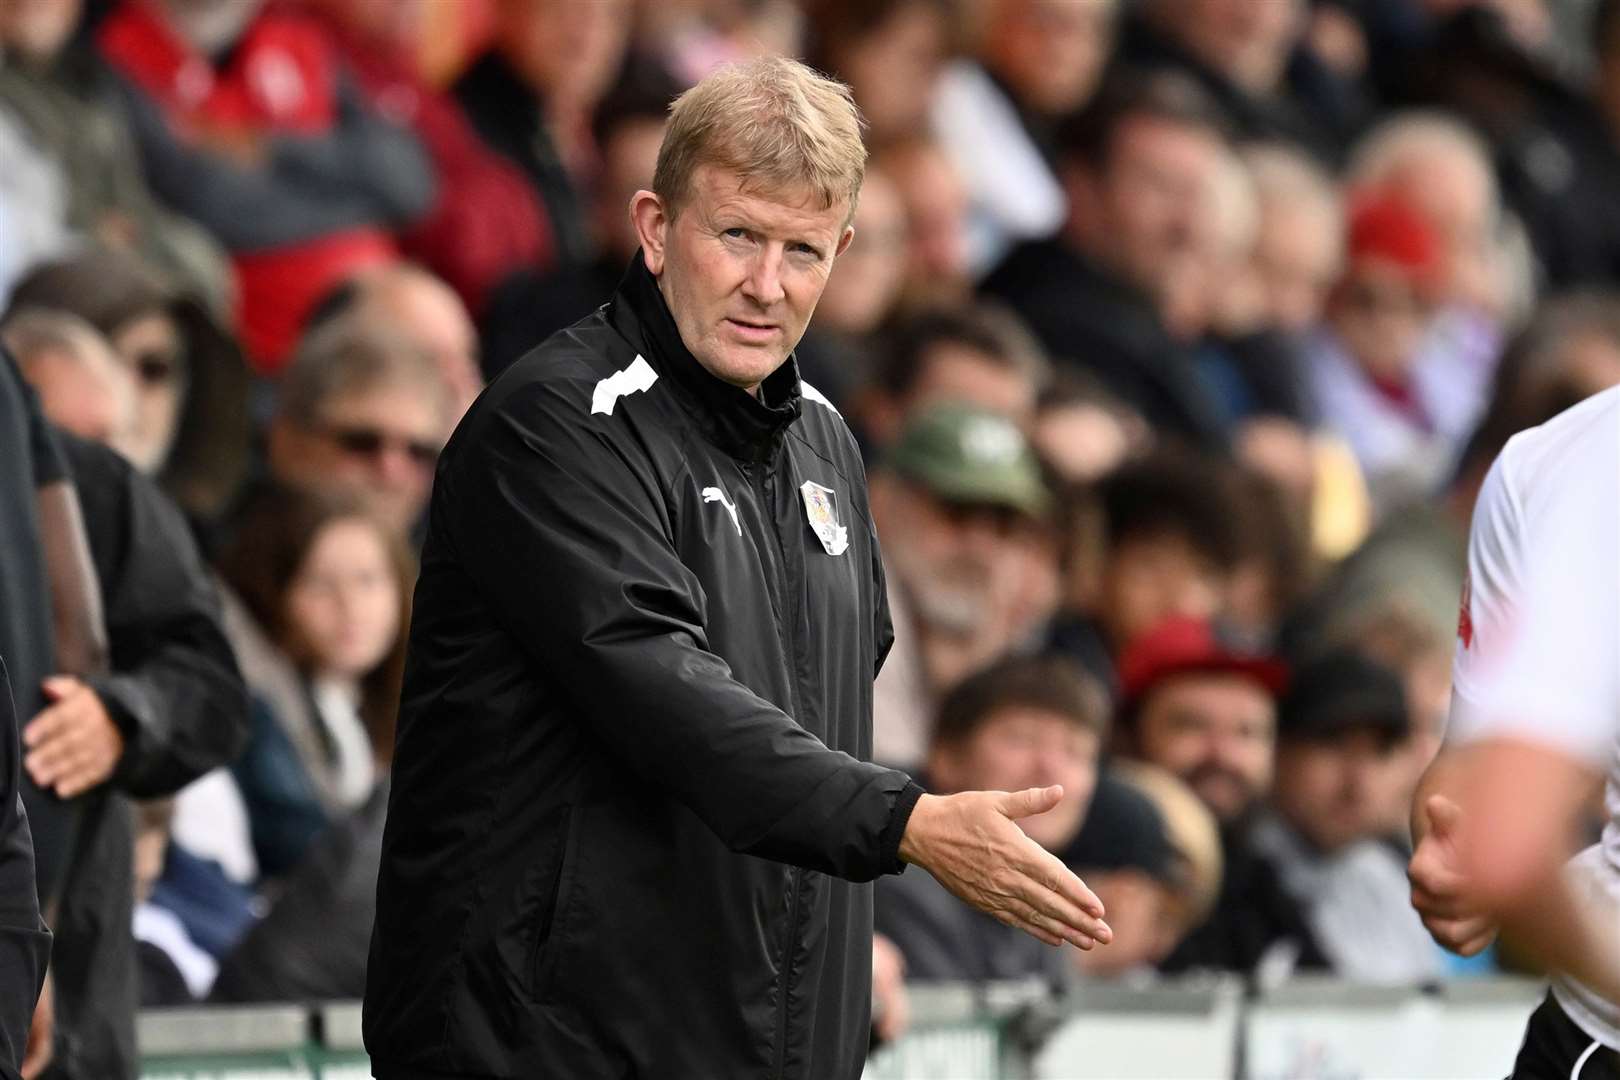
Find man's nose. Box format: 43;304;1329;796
741;248;786;308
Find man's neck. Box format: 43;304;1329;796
158;0;256;56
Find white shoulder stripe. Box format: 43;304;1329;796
801;380;840;415
591;355;658;416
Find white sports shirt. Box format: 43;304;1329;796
1448;385;1620;1047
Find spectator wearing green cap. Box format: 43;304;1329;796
869;402;1057;769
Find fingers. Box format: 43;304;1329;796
999;785;1064;821
1005;854;1112;949
23;693;117;796
989;899;1067;948
39;675;81;704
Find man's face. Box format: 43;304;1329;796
930;706;1100;850
1273;728;1403;853
877;481;1033;635
989;0;1114;116
1070;869;1180;976
501;0;629;110
887;146;971;305
272;385;444;532
1329;259;1437;385
1254;197;1341;334
1083;117;1226;304
1132;673;1276;824
1099;534;1226;651
639;166;853;393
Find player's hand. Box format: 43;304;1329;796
1409;794;1498;956
24;676;125;799
898;787;1112;950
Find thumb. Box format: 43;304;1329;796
1425;794;1463;840
1000;785;1063;820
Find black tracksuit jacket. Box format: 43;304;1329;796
365;259;925;1079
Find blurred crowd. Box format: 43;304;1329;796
2;0;1620;1069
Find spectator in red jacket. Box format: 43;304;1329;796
96;0;435;371
304;0;552;317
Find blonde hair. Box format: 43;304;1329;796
653;56;867;221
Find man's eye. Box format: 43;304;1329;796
723;228;749;240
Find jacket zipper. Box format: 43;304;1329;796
749;456;808;1080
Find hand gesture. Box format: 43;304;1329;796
899;786;1112;950
1408;794;1497;956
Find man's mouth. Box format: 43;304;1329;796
725;317;779;341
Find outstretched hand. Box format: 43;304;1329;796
898;786;1112;950
1408;793;1497;956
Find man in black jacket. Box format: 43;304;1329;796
367;56;1110;1080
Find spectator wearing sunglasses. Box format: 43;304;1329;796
5;249;253;534
266;313;452;537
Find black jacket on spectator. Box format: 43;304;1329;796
980;239;1230;450
46;434;247;1080
1112;11;1366;166
1158;822;1328;979
453;50;596;270
366;258;923;1080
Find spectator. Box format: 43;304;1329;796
1063;763;1222;978
10;428;249;1078
868;404;1054;769
933;0;1117;273
95;0;435;370
1242;141;1344;339
0;0;233;314
872;135;975;310
1348;111;1514;324
980;73;1233;448
1112;616;1328;978
1046;451;1245;696
1;308;135;449
478;63;678;378
853;302;1051;449
1306;191;1453;511
8;250;252;530
1251;649;1444;982
265;313;450;536
875;655;1107;983
305;0;551;317
219;488;410;880
1118;0;1368;163
306;264;483;432
453;0;632;272
793;162;909;410
807;0;954;148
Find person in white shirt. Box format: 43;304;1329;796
1409;385;1620;1078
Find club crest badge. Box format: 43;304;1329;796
800;481;848;556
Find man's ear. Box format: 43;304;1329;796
834;225;855;259
630;190;670;276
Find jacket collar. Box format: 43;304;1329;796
609;254;802;463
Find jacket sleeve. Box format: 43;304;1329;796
67;440;248;798
0;658;50;1080
445;380;920;882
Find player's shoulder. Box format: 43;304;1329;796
1498;386;1620;495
